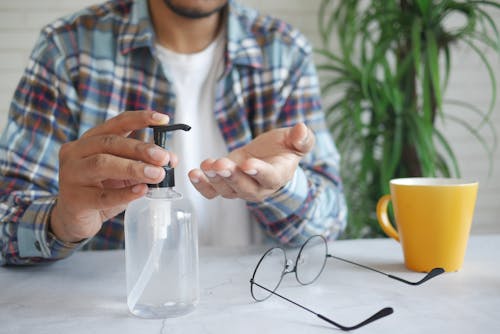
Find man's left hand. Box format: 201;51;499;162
188;123;314;202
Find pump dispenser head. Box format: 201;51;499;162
149;123;191;188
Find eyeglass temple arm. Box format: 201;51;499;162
327;254;445;285
317;308;393;331
250;279;393;331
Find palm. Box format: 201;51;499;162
229;128;301;169
188;123;314;202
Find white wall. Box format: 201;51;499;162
0;0;498;234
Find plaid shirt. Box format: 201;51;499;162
0;0;346;265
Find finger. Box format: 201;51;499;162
82;110;169;138
84;184;149;211
61;135;173;166
200;159;238;199
211;158;262;200
58;182;148;216
64;154;166;184
203;171;238;199
240;158;285;191
200;158;217;173
188;169;219;199
288;123;315;155
101;178;142;189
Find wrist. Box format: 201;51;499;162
49;202;88;243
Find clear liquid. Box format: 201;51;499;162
127;243;198;317
125;188;199;318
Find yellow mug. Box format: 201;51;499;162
376;178;478;272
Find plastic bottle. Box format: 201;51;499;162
124;124;198;318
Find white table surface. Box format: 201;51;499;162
1;234;499;334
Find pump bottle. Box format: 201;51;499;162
124;124;198;318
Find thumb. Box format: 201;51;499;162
289;123;315;155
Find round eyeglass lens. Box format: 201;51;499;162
296;235;328;285
251;247;286;301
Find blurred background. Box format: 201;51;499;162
0;0;498;236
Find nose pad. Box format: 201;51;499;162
284;258;294;274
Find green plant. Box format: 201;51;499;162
316;0;500;238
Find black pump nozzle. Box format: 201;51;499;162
148;123;191;188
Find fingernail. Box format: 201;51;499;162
148;147;166;162
190;177;200;184
144;166;162;179
300;128;310;145
244;169;258;176
152;112;169;123
204;170;217;178
131;184;144;193
217;170;231;178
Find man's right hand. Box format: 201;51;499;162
50;110;176;243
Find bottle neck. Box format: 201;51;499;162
146;187;182;199
148;166;175;188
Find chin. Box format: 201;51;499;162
163;0;228;19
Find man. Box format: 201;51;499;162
0;0;347;265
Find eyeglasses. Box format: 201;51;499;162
250;235;444;331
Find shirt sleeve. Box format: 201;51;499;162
0;32;84;265
247;48;348;246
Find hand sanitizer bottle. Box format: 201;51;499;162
124;123;198;319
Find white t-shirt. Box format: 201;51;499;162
155;32;263;246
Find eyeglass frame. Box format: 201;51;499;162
249;234;395;330
250;235;328;302
250;234;444;301
249;234;444;331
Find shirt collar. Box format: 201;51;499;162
118;0;263;69
225;1;263;69
118;0;155;54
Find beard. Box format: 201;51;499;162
163;0;228;19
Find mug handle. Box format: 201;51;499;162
376;194;400;242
